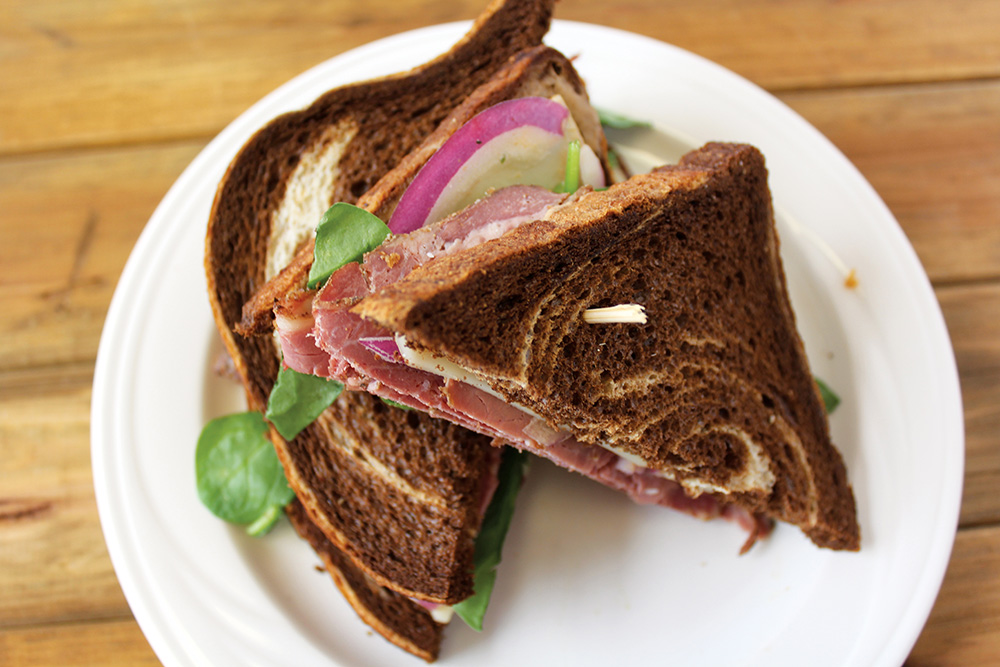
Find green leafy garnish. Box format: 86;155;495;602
607;146;621;173
266;366;344;440
195;412;295;536
554;140;581;194
597;107;651;129
453;449;529;631
307;203;391;288
380;397;413;411
815;377;840;414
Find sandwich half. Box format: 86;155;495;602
205;0;562;658
284;142;860;551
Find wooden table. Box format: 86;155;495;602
1;0;997;664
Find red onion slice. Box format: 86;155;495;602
389;97;575;234
358;336;401;362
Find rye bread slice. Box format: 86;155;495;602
204;0;557;652
354;142;860;551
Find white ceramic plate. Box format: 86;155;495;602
92;20;964;667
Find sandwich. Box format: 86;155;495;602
203;0;570;660
204;0;859;660
258;136;860;551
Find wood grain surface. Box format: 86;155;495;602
1;0;997;664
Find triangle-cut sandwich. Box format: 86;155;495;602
204;0;566;659
270;140;860;551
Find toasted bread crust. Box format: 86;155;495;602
356;143;860;550
286;501;443;662
204;0;557;649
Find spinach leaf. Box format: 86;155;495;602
597;107;651;129
307;202;391;289
453;449;529;631
815;377;841;414
606;145;621;173
195;412;295;536
266;366;344;440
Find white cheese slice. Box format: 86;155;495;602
430;605;454;624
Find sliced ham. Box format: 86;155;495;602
273;291;329;377
367;185;566;291
308;263;373;385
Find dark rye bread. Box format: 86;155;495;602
286;501;443;662
275;390;494;603
204;0;557;654
238;44;607;335
355;143;860;551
